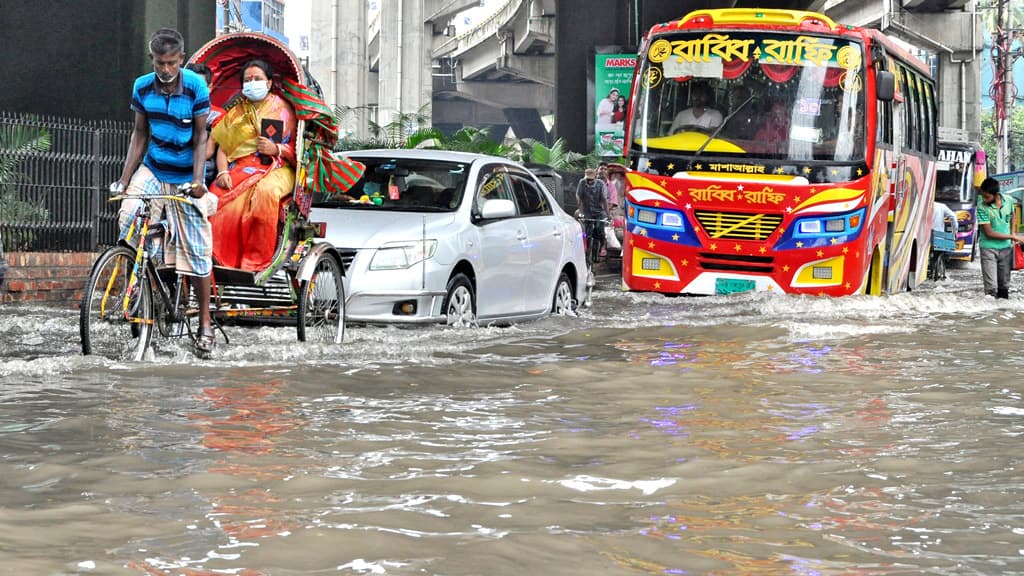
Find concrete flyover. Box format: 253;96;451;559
429;0;556;142
312;0;983;150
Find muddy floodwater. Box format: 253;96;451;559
2;262;1023;575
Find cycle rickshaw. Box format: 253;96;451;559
80;32;359;360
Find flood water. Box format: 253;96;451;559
2;261;1024;575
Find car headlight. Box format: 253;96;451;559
369;240;438;270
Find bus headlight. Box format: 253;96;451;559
632;207;684;230
370;240;438;270
662;212;684;228
794;209;865;238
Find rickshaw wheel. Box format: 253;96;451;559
80;246;154;361
297;252;346;344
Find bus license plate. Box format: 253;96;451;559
716;278;756;295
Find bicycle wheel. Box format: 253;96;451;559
297;251;346;344
80;246;154;361
587;225;602;269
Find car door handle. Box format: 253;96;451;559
516;231;527;241
552;229;562;238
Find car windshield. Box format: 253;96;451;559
631;30;866;163
312;157;470;212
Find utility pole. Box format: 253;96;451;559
221;0;230;35
993;0;1022;172
994;0;1008;172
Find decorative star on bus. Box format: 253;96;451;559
830;237;839;245
817;250;824;257
681;259;689;266
668;163;675;170
672;234;680;241
759;246;767;254
775;167;785;174
710;243;718;250
734;244;742;252
648;241;656;249
842;247;849;253
803;167;812;174
796;241;804;248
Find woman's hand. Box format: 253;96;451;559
256;136;279;156
216;171;232;189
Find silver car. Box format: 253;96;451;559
309;149;589;326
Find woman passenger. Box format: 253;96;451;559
209;59;297;271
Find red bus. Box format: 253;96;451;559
622;8;937;296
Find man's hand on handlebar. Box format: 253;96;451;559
177;181;208;199
109;181;126;196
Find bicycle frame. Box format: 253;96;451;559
116;193;202;339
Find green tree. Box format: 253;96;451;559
981;106;1024;172
517;137;588;171
0;123;51;252
335;103;432;149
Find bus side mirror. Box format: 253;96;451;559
876;71;895;101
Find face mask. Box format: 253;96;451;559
243;79;269;101
586;179;595;184
156;71;179;84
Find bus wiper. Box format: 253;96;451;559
691;95;755;161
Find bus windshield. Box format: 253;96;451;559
631;31;866;163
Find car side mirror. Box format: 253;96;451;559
876;70;894;102
480;198;516;219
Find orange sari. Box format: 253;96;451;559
209;92;296;271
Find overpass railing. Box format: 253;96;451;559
433;0;522;58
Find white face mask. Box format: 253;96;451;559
156;71;179;84
243;79;270;101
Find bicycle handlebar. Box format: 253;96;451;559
108;193;196;204
108;181;199;203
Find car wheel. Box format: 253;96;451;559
551;271;575;315
443;273;476;327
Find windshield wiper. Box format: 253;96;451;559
690;94;755;162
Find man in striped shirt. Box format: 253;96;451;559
112;27;218;355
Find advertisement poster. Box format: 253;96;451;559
594;53;636;157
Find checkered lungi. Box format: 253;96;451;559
118;165;218;277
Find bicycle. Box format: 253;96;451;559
578;216;610;269
81;180;347;361
576;215;610;306
80;184;222;361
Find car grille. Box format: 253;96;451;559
694;210;782;241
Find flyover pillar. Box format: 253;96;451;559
379;0;432;128
311;0;369;139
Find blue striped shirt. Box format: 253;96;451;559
131;68;210;184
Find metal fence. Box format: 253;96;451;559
1;111;131;253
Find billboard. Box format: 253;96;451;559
593;52;636;158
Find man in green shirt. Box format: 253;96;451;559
977;177;1023;298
